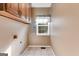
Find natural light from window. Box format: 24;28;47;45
36;16;50;36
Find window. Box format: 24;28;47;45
36;16;50;36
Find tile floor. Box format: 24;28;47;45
20;47;55;56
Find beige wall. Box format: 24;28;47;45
28;8;51;46
0;16;29;55
32;8;51;16
51;4;79;56
29;32;51;46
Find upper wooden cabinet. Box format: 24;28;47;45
26;3;31;17
19;3;31;18
0;3;6;11
6;3;20;17
0;3;31;24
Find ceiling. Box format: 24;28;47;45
31;3;51;8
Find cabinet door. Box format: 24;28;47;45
6;3;19;17
27;3;31;17
19;3;31;23
26;3;31;23
19;3;26;18
0;3;5;11
19;3;31;18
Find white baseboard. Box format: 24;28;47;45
28;45;51;47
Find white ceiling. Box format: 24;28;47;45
31;3;51;8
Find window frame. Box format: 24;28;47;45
36;15;50;36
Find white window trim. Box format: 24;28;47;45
36;23;50;36
36;16;50;36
